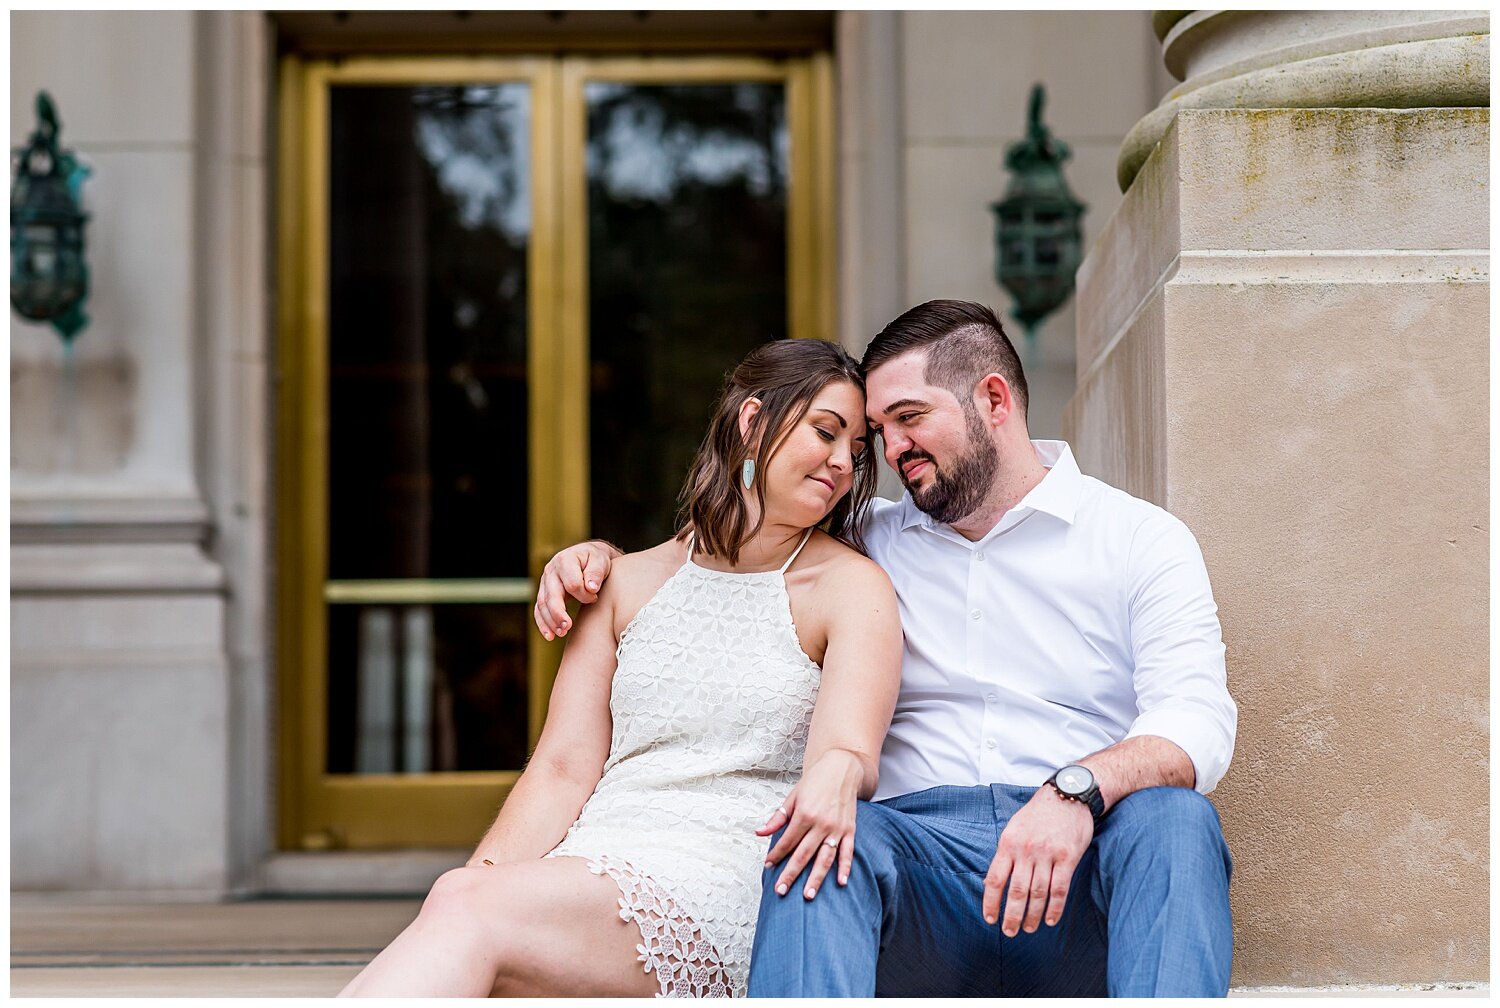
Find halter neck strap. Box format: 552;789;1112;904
683;528;813;573
779;528;815;574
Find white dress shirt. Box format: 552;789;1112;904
863;440;1236;801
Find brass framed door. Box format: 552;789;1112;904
277;52;832;850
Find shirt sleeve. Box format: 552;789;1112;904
1122;511;1238;794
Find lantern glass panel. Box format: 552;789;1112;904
26;232;57;274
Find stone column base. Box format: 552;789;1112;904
1067;107;1488;986
12;502;232;895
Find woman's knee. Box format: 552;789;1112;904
422;866;508;926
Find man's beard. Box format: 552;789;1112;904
897;408;999;525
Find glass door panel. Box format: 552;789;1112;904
279;57;564;850
585;81;789;551
325;83;531;775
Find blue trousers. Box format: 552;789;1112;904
746;784;1232;997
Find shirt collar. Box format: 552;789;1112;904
1017;440;1082;525
898;439;1083;533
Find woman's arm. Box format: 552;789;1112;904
760;556;903;899
467;578;619;866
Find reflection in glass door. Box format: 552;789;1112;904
561;58;834;558
325;83;534;778
278;54;831;849
584;80;789;551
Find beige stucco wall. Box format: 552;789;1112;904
1069;107;1489;985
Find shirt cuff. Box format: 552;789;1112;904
1124;708;1233;795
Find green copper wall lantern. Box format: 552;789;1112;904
990;84;1085;340
11;91;91;344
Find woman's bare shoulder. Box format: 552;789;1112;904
799;531;894;594
810;528;888;582
602;537;690;610
612;537;688;579
786;532;897;663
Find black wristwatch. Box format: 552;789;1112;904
1045;764;1106;826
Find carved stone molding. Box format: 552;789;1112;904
1119;10;1490;189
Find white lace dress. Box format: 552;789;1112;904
546;531;821;997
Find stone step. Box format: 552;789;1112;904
10;897;1489;998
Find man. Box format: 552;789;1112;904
534;300;1236;996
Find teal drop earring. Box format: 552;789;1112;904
741;458;755;489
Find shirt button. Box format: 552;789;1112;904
969;609;981;621
986;693;997;703
976;552;985;562
985;739;997;750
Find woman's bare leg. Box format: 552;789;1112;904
339;857;658;997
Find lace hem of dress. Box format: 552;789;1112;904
588;854;736;998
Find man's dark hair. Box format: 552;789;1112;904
861;300;1028;420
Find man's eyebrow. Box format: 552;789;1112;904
873;397;930;418
811;407;848;428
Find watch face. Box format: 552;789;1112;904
1056;766;1093;795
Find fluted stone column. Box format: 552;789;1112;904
1067;11;1489;988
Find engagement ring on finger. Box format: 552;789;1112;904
823;838;838;849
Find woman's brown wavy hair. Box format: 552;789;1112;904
676;339;876;565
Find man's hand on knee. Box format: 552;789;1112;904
982;785;1093;937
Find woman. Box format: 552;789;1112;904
340;339;902;997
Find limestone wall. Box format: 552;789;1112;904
10;11;271;896
1069;106;1489;985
